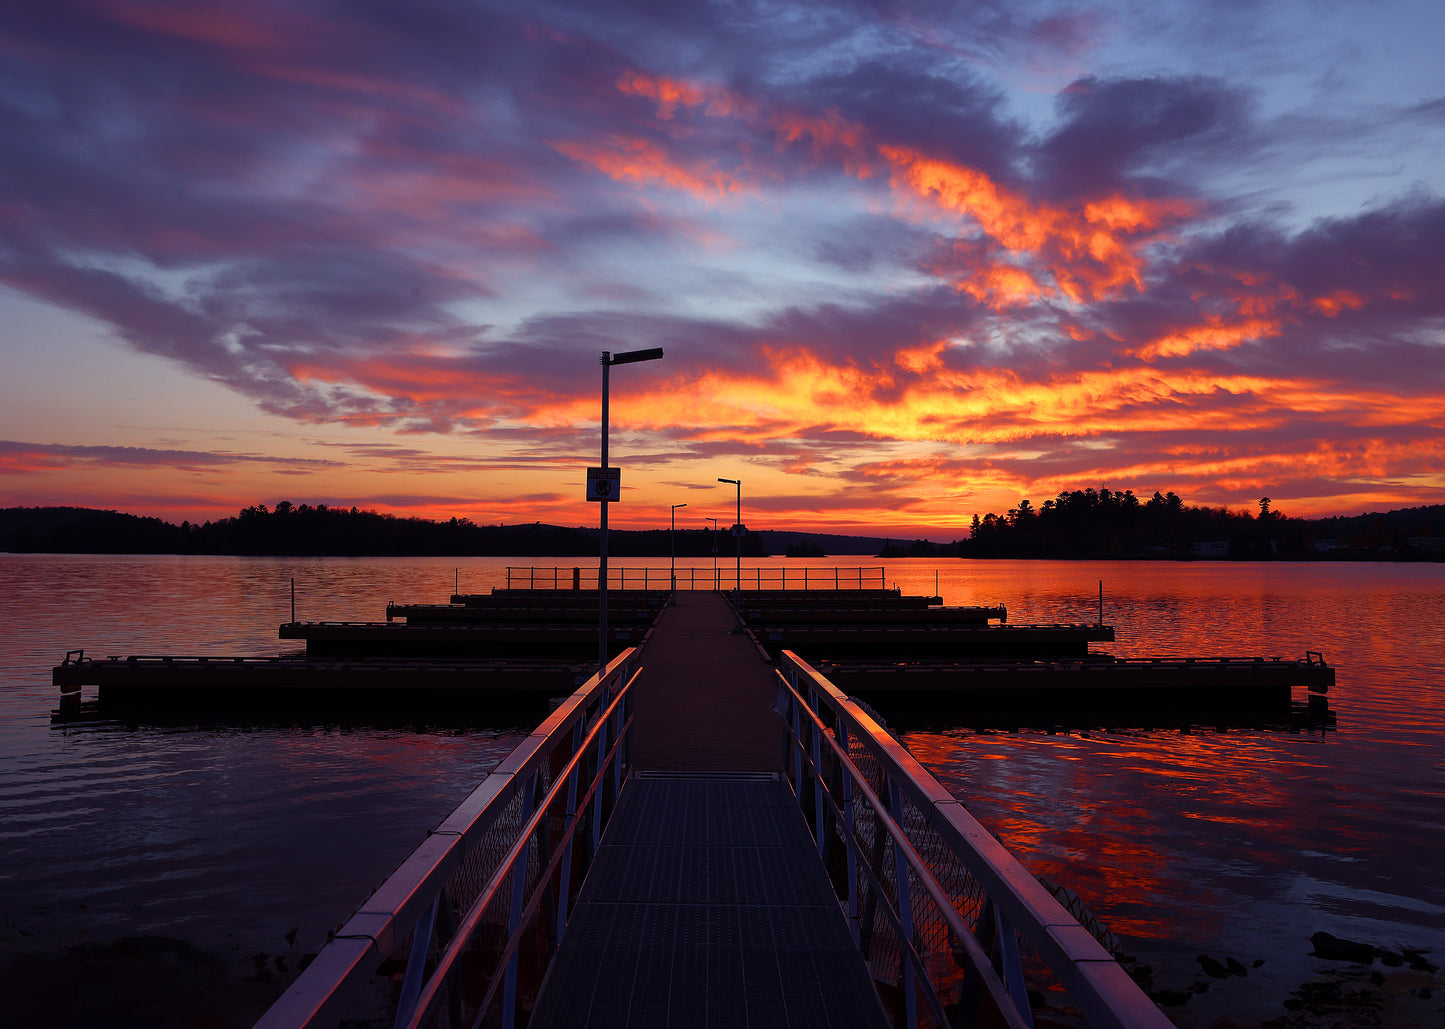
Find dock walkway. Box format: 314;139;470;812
529;592;888;1028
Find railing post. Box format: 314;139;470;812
838;721;860;943
394;895;440;1028
887;778;918;1029
790;688;803;797
503;772;541;1029
809;688;825;858
592;689;610;855
556;718;586;938
611;673;626;806
994;904;1034;1027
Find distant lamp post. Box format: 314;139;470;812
596;347;664;672
718;477;741;593
670;503;687;595
704;517;719;591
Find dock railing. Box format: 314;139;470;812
503;564;887;591
776;651;1172;1029
254;648;640;1029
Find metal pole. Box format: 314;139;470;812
706;517;719;590
290;577;295;622
599;353;610;673
671;503;686;596
718;478;741;593
594;347;664;670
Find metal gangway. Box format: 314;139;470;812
256;628;1170;1028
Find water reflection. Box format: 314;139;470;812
3;554;1443;1026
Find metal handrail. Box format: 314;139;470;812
776;670;1030;1029
401;667;640;1029
502;565;889;591
778;651;1173;1029
253;648;640;1029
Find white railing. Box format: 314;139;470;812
503;565;888;590
253;649;640;1029
776;651;1173;1029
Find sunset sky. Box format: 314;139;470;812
2;0;1443;537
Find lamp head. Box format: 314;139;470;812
608;347;665;366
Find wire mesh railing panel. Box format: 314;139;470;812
255;653;637;1029
778;652;1172;1029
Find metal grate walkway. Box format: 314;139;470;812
529;773;889;1028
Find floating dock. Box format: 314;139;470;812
818;654;1334;708
53;653;592;701
277;620;651;659
55;574;1330;711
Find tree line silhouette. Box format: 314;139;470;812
0;502;767;557
951;489;1443;559
2;495;1440;559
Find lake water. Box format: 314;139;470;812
1;554;1442;1027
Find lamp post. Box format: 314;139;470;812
704;517;719;590
670;502;687;595
597;347;664;672
718;477;741;593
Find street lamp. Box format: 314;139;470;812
718;477;741;593
670;503;687;595
597;347;664;672
704;517;719;591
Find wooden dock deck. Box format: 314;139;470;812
529;592;888;1028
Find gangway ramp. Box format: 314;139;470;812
530;772;887;1027
255;590;1171;1029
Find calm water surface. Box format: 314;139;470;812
1;554;1442;1027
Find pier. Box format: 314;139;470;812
253;588;1174;1029
54;569;1332;709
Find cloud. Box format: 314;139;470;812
2;0;1443;527
0;440;343;474
1036;75;1249;199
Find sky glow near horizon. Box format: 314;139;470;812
2;0;1443;537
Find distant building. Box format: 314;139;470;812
1409;537;1445;553
1191;540;1230;558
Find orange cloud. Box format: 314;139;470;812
1312;290;1366;317
0;449;72;474
956;262;1050;308
553;136;754;199
1134;315;1286;359
880;146;1192;303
